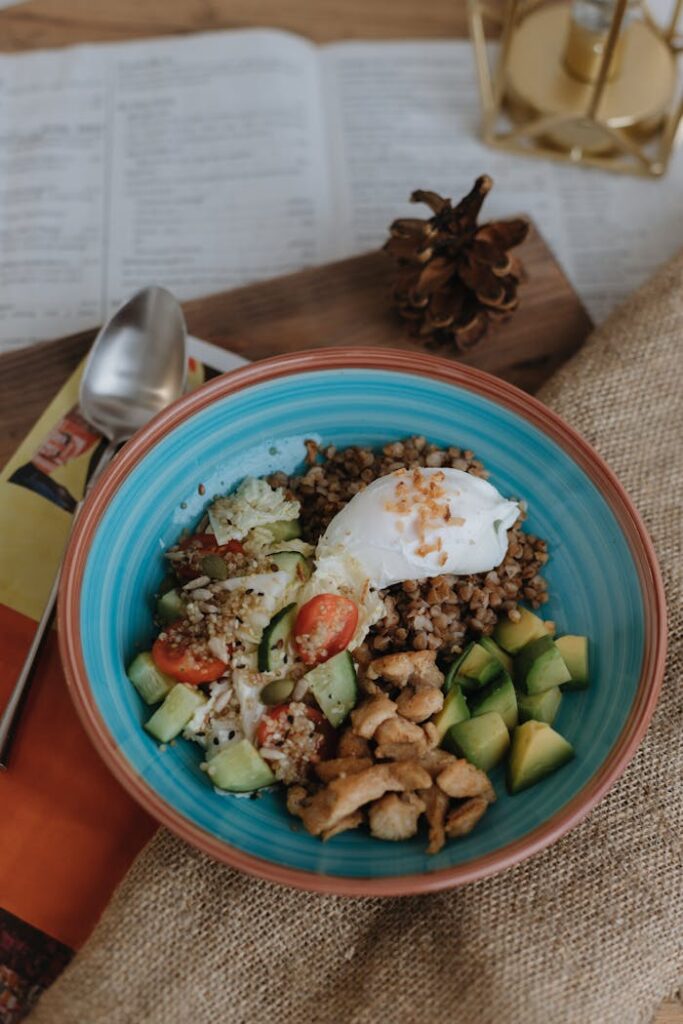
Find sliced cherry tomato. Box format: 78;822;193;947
152;636;226;685
255;703;335;763
293;594;358;666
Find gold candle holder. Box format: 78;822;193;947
469;0;683;176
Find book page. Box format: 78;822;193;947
321;40;683;323
0;30;331;351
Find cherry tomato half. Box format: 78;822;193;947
152;636;226;685
255;703;334;763
293;594;358;666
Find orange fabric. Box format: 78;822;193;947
0;603;155;949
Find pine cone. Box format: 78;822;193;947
384;176;528;350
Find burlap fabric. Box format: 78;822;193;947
30;253;683;1024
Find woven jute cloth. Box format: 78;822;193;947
30;253;683;1024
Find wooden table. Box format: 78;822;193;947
0;4;680;1022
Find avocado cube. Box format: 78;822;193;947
469;672;518;730
207;739;276;792
494;608;551;654
517;686;562;726
555;635;589;690
479;636;514;675
433;685;470;743
444;711;510;772
507;721;574;794
450;641;500;692
515;635;571;695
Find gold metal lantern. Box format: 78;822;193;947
469;0;683;175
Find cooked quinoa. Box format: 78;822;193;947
269;435;548;660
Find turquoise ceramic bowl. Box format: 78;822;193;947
59;349;666;895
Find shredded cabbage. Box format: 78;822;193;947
208;477;299;544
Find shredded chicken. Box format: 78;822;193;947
367;650;445;689
374;717;426;746
396;685;444;722
350;695;397;739
286;784;309;819
299;761;431;836
419;748;458;779
321;810;364;841
420;785;450;855
436;759;496;803
369;792;426;842
314;757;373;784
445;797;489;837
337;728;371;760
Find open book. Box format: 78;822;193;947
1;28;681;352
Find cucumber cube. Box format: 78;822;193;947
157;588;187;624
264;519;301;542
127;651;175;705
444;711;510;772
207;739;275;792
515;635;571;695
145;684;206;743
517;686;562;725
306;650;358;727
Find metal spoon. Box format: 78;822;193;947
0;286;187;768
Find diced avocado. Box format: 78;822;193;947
268;550;312;583
469;672;518;730
145;684;206;743
515;634;571;695
261;678;295;705
517;686;562;725
433;685;470;743
454;641;500;692
156;588;187;624
507;721;574;794
479;636;514;675
443;711;510;771
257;602;297;672
127;651;175;705
444;651;467;694
305;650;358;728
555;635;589;690
494;607;550;654
207;739;275;792
264;519;301;542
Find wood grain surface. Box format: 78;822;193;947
0;3;679;1021
0;226;591;467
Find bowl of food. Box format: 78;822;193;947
58;348;666;895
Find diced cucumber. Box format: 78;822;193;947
257;602;297;672
494;608;550;654
145;684;207;743
433;685;470;743
555;635;589;690
305;650;358;728
469;672;518;730
127;651;175;705
479;636;514;675
261;678;295;705
454;641;500;692
264;519;301;542
443;711;510;771
516;635;571;694
207;739;275;792
156;588;187;624
268;550;312;583
507;721;574;794
517;686;562;725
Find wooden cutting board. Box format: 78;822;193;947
0;223;591;467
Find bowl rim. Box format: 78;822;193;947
58;347;667;896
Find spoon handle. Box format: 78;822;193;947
0;440;118;769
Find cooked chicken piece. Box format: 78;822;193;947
367;650;444;689
321;810;364;842
368;792;426;842
419;748;458;779
300;761;431;836
374;715;428;762
436;759;496;803
350;695;397;739
396;685;444;723
445;797;489;838
422;721;440;750
358;675;381;697
314;757;373;783
286;784;310;819
337;728;371;759
420;785;450;855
